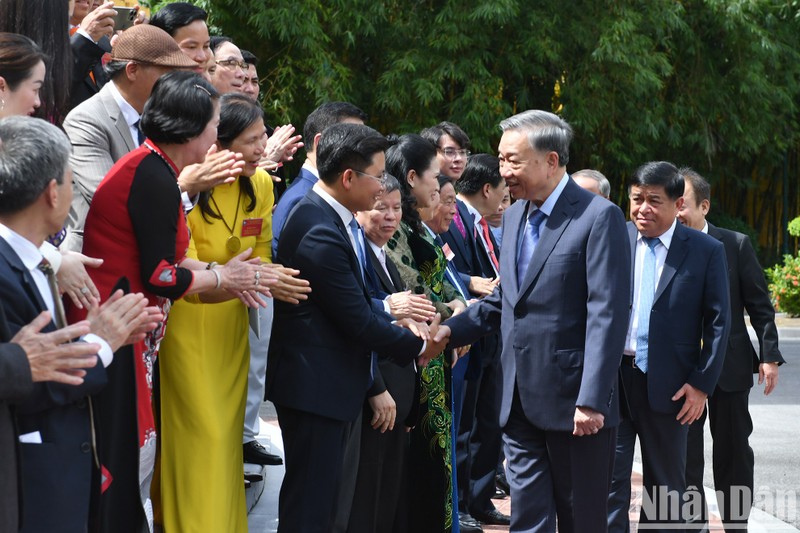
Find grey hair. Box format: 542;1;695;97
381;173;402;196
499;109;573;167
0;116;71;215
572;168;611;198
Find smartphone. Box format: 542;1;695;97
111;6;137;31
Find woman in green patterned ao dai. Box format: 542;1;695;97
385;134;466;532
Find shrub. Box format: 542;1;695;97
767;254;800;317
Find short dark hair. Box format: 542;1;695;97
0;116;71;215
303;102;367;154
679;167;711;205
628;161;684;200
381;173;402;196
386;133;438;232
316;123;389;185
140;71;219;144
455;154;502;195
149;2;208;36
437;174;452;189
0;32;47;91
241;50;257;66
210;36;232;53
420;121;471;151
104;59;129;81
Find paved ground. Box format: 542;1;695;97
246;317;800;532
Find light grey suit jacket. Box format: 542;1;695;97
446;177;632;431
63;82;137;252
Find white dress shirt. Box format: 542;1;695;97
624;219;678;354
0;224;113;366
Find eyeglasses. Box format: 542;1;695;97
439;147;471;159
353;169;388;182
498;156;529;171
216;58;247;70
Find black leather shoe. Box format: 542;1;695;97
495;472;510;494
244;479;252;489
473;508;511;526
243;441;283;465
458;512;484;532
491;486;507;499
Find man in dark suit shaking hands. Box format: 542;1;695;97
435;110;632;532
267;123;447;532
608;162;730;532
678;169;783;531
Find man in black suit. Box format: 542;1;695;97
445;154;510;528
678;169;783;531
608;161;731;532
267;123;448;532
69;1;116;110
0;116;152;532
347;174;436;533
0;308;104;532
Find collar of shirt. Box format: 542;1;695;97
701;221;709;234
459;197;482;226
366;239;385;262
312;182;359;253
637;218;678;250
0;223;44;272
302;160;320;179
524;171;569;221
108;81;141;141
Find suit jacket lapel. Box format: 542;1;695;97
100;85;136;152
367;245;396;294
0;237;48;314
628;223;638;299
501;200;526;298
654;223;689;303
306;190;369;294
517;188;577;301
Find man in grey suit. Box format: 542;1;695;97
63;24;242;252
678;169;783;531
435;110;632;532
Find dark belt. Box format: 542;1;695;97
621;354;640;370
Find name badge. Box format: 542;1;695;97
442;243;455;262
241;218;263;237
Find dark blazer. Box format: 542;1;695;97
271;166;318;258
0;305;32;533
446;179;632;431
707;223;783;391
441;200;480;289
0;237;107;533
69;33;111;111
267;190;423;422
627;222;730;413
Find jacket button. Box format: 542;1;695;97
80;442;91;454
76;399;86;409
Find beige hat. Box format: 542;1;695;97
110;24;197;68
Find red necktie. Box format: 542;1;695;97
478;218;500;271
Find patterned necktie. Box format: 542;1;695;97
516;208;547;284
478;217;500;272
634;237;660;373
453;208;467;239
37;258;67;329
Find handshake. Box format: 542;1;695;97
395;314;460;368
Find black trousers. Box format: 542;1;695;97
686;388;754;532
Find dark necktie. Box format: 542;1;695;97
37;258;67;329
516;208;547;284
134;119;145;146
634;237;659;373
348;218;367;281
